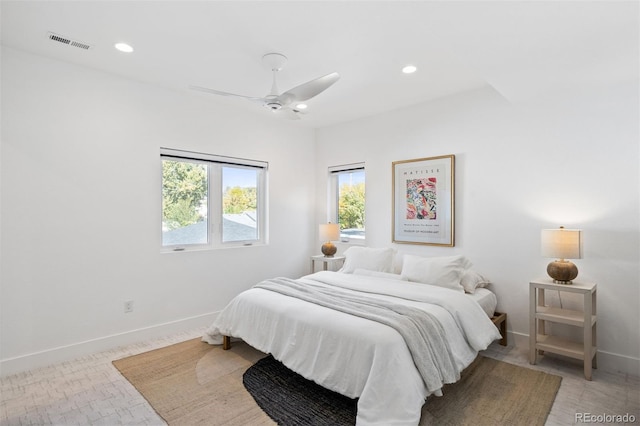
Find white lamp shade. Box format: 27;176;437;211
319;223;340;242
541;228;583;260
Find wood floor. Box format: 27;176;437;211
1;327;638;425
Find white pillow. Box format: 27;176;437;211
340;247;396;274
460;270;491;294
353;268;408;280
400;254;471;292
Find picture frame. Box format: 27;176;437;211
392;155;455;246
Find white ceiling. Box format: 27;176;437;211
1;1;637;128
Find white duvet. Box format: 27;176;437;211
203;271;501;426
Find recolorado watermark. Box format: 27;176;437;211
576;412;637;423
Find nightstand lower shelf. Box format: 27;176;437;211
535;334;597;361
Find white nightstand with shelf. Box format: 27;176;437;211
529;278;597;380
310;255;345;273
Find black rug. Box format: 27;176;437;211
243;355;358;425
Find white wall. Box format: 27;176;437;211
315;83;639;376
0;47;317;374
2;45;638;378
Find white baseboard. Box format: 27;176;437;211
508;331;640;378
0;311;219;377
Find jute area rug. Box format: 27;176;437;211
113;338;562;426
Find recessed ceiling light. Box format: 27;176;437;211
114;43;134;53
402;65;417;74
295;103;308;110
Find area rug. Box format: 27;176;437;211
243;353;562;426
421;355;562;426
113;338;562;426
112;338;275;425
243;354;357;425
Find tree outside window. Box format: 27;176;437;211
333;167;365;241
161;150;267;249
162;160;207;232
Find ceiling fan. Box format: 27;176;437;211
190;53;339;120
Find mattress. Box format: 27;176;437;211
469;287;497;317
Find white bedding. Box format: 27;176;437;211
203;271;501;426
469;287;498;317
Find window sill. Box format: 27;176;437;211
161;242;266;253
338;239;366;246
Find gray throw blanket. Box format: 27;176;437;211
254;277;459;393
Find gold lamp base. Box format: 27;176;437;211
321;242;337;257
547;259;578;284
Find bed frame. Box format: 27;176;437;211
491;312;508;346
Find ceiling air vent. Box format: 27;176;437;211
47;32;91;50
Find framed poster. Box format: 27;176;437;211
392;155;455;246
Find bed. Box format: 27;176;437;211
203;249;502;426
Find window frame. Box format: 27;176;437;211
328;163;366;245
161;148;268;252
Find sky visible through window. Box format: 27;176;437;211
223;167;257;188
338;171;365;186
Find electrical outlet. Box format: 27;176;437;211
124;300;134;313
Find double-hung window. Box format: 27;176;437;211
161;148;268;250
328;163;366;243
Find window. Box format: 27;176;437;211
329;163;365;243
161;148;267;250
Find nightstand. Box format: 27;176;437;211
310;255;345;273
529;278;597;380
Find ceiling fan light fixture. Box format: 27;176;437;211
115;42;134;53
295;103;308;110
402;65;417;74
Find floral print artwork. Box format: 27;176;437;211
406;178;436;220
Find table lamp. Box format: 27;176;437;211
319;223;340;257
541;226;583;284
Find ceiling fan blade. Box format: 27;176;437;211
189;85;262;102
279;72;340;104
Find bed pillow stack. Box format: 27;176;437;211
459;270;491;293
340;246;396;274
339;247;490;293
399;254;491;293
400;254;471;292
